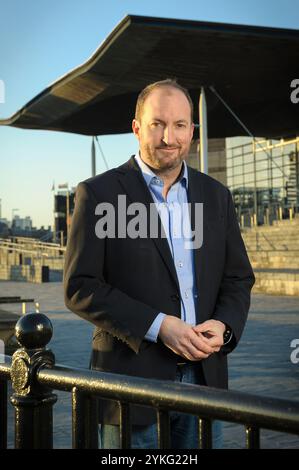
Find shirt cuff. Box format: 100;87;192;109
144;313;166;343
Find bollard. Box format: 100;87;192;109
10;313;57;449
279;206;282;221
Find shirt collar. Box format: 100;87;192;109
134;152;188;189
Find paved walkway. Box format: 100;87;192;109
1;280;298;449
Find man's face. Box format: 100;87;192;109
132;87;194;172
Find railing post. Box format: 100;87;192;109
10;313;57;449
72;387;99;449
157;409;171;449
246;425;260;449
119;402;131;449
198;418;212;449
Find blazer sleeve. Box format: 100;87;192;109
212;188;255;353
63;182;160;354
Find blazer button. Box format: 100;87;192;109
171;294;180;302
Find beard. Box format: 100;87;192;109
140;141;191;173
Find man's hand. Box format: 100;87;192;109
158;315;216;361
192;320;225;353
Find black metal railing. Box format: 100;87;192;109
0;312;299;449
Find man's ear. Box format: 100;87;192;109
190;122;195;140
132;119;141;139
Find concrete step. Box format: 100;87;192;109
248;250;299;269
272;218;299;227
243;233;298;239
251;261;299;269
243;231;299;237
253;268;299;296
247;250;299;257
245;244;299;251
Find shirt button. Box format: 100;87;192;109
185;292;189;299
178;261;183;268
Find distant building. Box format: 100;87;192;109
226;136;299;225
4;215;53;240
186;136;299;226
12;215;32;230
53;188;76;244
0;217;10;228
0;220;9;237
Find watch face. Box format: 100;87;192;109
223;327;232;345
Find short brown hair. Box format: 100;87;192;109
135;79;194;122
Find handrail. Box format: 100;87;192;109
0;240;65;251
0;314;299;449
0;241;66;256
36;363;299;435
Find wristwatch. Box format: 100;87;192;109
223;324;233;345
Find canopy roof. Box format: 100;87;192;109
1;15;298;138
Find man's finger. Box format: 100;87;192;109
205;336;223;349
189;333;215;355
182;342;210;361
193;322;214;334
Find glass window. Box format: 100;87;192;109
256;160;268;171
234;175;243;186
243;152;253;164
232;148;239;157
243;163;254;174
234;165;243;176
233;156;243;166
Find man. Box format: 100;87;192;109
64;79;255;449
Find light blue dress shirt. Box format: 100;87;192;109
134;153;198;343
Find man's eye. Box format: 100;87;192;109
151;122;161;128
177;123;186;128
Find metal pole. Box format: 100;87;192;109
66;189;70;242
119;402;132;449
91;136;96;177
157;409;171;449
252;140;258;226
246;425;260;449
199;87;208;174
72;388;98;449
198;417;212;449
53;186;56;243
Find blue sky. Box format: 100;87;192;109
1;0;298;228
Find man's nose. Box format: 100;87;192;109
162;126;175;146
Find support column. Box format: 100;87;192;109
199;87;208;174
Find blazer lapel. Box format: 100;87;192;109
117;157;180;293
187;167;206;303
